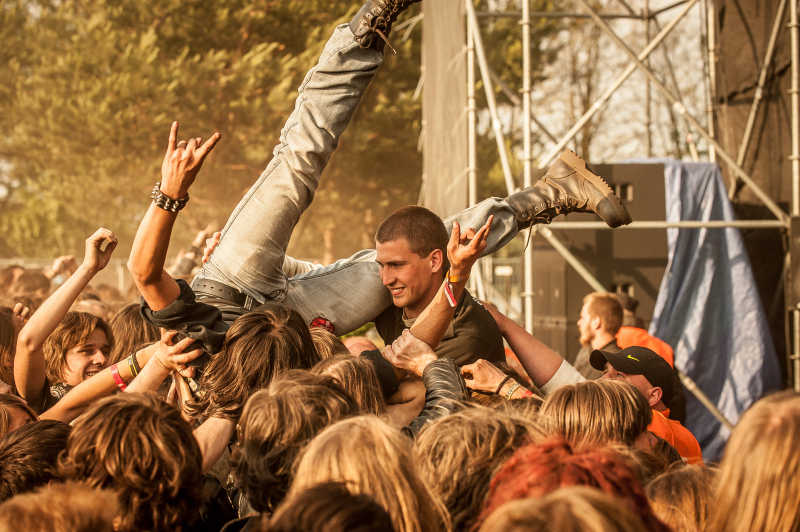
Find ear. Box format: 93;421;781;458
647;386;663;407
590;315;602;332
429;249;445;274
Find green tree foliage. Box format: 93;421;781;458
0;0;558;261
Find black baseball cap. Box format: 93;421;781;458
589;346;674;403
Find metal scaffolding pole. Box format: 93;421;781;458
465;0;516;196
467;11;477;208
522;0;534;333
539;0;699;167
549;220;788;229
791;0;800;392
488;66;560;144
706;0;717;164
735;0;788;173
575;0;791;224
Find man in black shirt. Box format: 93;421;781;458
373;206;505;366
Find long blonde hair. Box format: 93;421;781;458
291;416;451;532
646;465;716;532
709;390;800;532
479;486;645;532
539;379;652;448
414;406;546;531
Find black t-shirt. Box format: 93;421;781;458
373;288;505;367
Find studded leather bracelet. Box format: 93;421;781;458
151;182;190;212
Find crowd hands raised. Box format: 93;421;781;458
1;3;799;531
0;130;796;532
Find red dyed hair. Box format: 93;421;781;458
474;438;669;532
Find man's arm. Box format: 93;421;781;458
484;302;584;391
40;343;158;423
407;216;493;350
15;229;117;406
128;123;219;311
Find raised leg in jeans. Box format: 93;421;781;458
198;24;384;303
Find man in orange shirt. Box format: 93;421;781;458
591;346;703;465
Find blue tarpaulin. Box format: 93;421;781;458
645;160;781;461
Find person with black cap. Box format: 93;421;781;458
591;346;703;465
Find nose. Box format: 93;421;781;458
92;349;107;367
380;269;395;287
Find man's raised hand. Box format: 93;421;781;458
160;121;221;199
447;215;492;278
154;330;203;379
82;228;117;274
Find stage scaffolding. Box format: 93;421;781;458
445;0;800;411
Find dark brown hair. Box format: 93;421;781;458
0;393;38;439
312;354;387;415
186;303;320;421
583;292;624;335
262;482;395;532
109;303;159;364
0;420;70;502
0;308;15;389
44;311;114;383
57;392;203;532
415;406;546;531
375;206;450;271
230;371;359;513
8;270;50;297
309;327;349;360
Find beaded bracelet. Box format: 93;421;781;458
111;364;127;391
151;182;190;212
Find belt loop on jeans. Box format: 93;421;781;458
244;295;255;311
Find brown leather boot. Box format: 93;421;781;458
506;149;633;229
350;0;421;52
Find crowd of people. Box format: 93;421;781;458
0;1;798;531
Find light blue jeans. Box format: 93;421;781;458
199;24;520;335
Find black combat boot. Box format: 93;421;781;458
506;149;633;229
350;0;422;51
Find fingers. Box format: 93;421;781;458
167;121;178;155
103;238;118;256
461;362;478;375
186;137;198;152
88;227;114;245
449;221;461;248
197;133;221;159
161;330;179;345
171;336;197;353
472;215;493;247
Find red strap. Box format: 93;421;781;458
111;364;127;391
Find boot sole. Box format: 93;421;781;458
558;149;633;227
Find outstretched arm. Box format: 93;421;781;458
128;122;220;311
40;343;158;423
15;229;117;407
483;302;567;389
